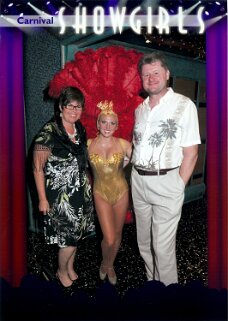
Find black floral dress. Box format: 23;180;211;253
34;118;95;248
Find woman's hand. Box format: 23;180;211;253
38;199;50;215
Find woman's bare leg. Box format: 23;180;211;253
109;192;129;278
94;192;129;279
57;246;76;287
67;248;78;281
94;194;116;270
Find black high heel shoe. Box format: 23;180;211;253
56;271;73;288
41;266;55;281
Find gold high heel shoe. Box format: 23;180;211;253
99;265;107;281
107;267;117;285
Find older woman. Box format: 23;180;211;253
33;86;95;287
87;101;132;285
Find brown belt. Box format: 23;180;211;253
134;166;179;176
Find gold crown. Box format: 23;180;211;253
97;100;116;115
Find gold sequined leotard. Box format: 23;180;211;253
88;139;129;205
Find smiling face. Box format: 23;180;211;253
60;100;83;125
141;61;170;97
97;113;118;138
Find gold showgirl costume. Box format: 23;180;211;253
88;138;128;205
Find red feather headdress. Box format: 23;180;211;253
48;45;144;140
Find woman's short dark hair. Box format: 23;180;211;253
138;52;169;74
58;86;85;109
54;86;85;124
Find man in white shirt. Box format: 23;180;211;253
131;52;201;286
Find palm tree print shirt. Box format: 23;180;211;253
132;88;201;170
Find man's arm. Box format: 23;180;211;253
123;140;132;168
179;145;198;185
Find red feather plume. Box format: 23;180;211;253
48;45;144;141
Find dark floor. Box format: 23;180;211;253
2;196;227;321
27;197;208;298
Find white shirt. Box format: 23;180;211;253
131;88;201;170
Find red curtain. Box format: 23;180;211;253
0;28;27;286
207;17;227;289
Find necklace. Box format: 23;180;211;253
66;125;76;140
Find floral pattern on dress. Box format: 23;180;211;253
34;120;95;247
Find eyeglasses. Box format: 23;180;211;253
65;103;82;110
